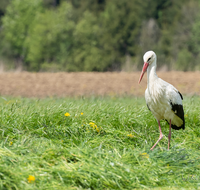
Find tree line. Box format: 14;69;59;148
0;0;200;72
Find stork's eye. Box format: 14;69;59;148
147;57;151;62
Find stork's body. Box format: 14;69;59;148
139;51;185;150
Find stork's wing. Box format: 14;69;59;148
166;84;183;106
166;84;185;130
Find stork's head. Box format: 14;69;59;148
138;51;156;84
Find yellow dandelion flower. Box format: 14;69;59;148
10;142;13;145
28;175;35;183
185;114;188;117
64;112;70;117
141;152;149;158
89;122;100;131
127;134;134;138
89;122;95;128
89;122;95;125
81;112;83;115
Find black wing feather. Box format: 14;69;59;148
178;91;183;100
169;100;185;130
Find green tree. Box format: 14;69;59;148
98;0;146;70
176;49;192;71
1;0;43;68
70;0;146;71
26;2;75;71
0;0;10;20
68;11;108;71
26;0;147;72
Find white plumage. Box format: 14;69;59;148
139;51;185;150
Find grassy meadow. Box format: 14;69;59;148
0;96;200;189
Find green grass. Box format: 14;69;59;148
0;96;200;189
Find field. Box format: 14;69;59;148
0;72;200;189
0;71;200;97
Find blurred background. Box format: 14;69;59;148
0;0;200;72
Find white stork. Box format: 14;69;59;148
138;51;185;150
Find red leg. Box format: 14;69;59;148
150;120;163;150
168;119;171;150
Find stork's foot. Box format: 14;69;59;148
150;133;163;150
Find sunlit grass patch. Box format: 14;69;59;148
0;96;199;189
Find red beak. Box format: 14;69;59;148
138;62;149;84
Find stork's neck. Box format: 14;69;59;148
147;60;158;86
